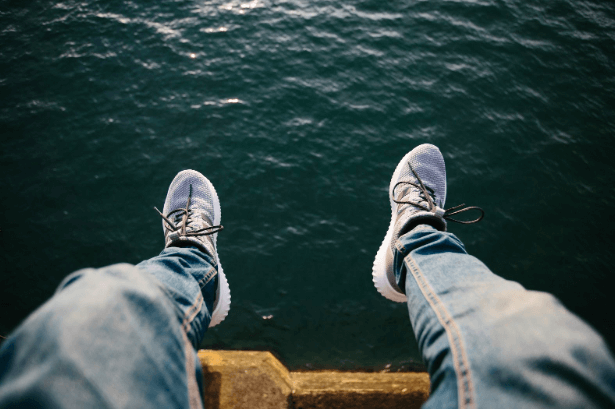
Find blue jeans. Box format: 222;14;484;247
395;225;615;408
1;231;615;408
0;246;216;409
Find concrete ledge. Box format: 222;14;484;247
198;350;430;409
199;350;293;409
291;371;429;409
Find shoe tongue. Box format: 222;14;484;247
398;183;418;202
396;183;430;215
183;208;214;232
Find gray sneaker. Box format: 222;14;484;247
156;169;231;327
372;144;483;302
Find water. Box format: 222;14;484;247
1;0;614;371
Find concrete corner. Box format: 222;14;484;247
198;350;293;409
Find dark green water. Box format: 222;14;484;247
1;0;614;371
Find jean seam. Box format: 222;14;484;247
181;329;204;409
395;240;407;254
406;254;476;409
181;291;204;333
198;266;217;289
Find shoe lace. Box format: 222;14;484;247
391;163;485;225
154;185;224;236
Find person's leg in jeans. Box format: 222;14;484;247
0;170;230;409
373;144;615;408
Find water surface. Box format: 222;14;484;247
1;0;615;370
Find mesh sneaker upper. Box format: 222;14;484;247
159;169;231;328
381;143;448;295
162;170;220;256
374;143;484;302
391;144;447;240
395;144;446;210
163;170;216;226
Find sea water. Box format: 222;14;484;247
1;0;614;370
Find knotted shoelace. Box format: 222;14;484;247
392;163;484;225
154;185;223;236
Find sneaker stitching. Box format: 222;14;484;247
181;291;204;334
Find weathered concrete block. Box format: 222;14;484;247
198;350;293;409
291;371;430;409
198;350;430;409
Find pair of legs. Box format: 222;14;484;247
1;145;614;408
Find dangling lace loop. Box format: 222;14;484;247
442;203;484;224
391;163;484;225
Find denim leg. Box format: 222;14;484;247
396;225;615;409
0;246;217;409
136;246;218;347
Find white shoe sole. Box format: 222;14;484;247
372;151;414;303
210;263;230;327
202;175;231;328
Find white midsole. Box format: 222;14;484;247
204;176;231;328
372;151;415;303
209;263;230;327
